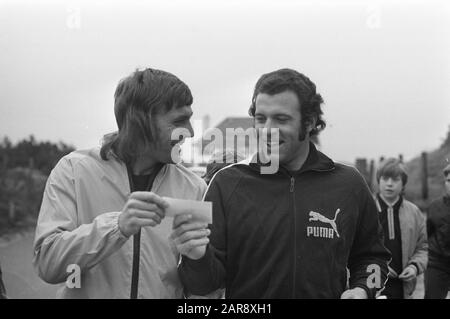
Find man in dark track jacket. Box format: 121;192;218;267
425;163;450;298
171;68;391;299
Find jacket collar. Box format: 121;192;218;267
101;148;168;193
377;193;403;211
296;142;335;174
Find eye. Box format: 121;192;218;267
276;117;289;123
173;118;188;126
254;116;266;123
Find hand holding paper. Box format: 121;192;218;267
167;197;212;260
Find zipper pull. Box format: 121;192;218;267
290;177;295;192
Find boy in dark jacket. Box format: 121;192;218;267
172;68;391;299
425;163;450;298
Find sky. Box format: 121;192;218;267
1;0;449;163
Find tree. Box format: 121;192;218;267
0;135;75;175
0;135;74;233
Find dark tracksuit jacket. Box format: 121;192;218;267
427;195;450;266
179;143;390;298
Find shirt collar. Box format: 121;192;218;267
377;193;403;211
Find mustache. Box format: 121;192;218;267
256;128;280;142
255;127;308;142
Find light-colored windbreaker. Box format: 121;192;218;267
33;148;206;298
376;198;428;299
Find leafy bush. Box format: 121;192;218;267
0;135;74;235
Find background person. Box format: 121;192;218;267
374;158;428;299
425;163;450;299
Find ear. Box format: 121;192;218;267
305;116;317;134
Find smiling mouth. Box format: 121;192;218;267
266;141;284;147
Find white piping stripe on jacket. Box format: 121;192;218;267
375;198;396;240
201;154;256;202
374;197;393;297
387;207;395;240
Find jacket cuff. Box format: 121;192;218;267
182;244;213;272
101;211;130;241
408;262;419;274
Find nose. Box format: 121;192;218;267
186;121;194;139
171;122;194;144
264;118;273;130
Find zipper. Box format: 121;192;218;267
126;165;140;299
290;176;297;298
126;163;165;299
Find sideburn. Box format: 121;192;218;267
298;119;310;141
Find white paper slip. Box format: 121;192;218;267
163;197;212;224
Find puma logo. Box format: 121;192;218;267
307;209;341;239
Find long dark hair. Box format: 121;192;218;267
248;68;325;139
100;68;193;164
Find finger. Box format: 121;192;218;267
179;238;209;252
402;268;413;276
172;214;193;229
173;229;211;245
399;274;409;281
130;192;169;209
399;273;409;280
130;209;162;224
171;221;209;239
404;270;414;277
128;200;165;218
134;218;159;228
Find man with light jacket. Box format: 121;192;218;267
33;68;208;298
172;68;391;299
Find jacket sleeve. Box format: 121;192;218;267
347;177;391;299
178;174;227;295
33;157;129;284
407;207;428;274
